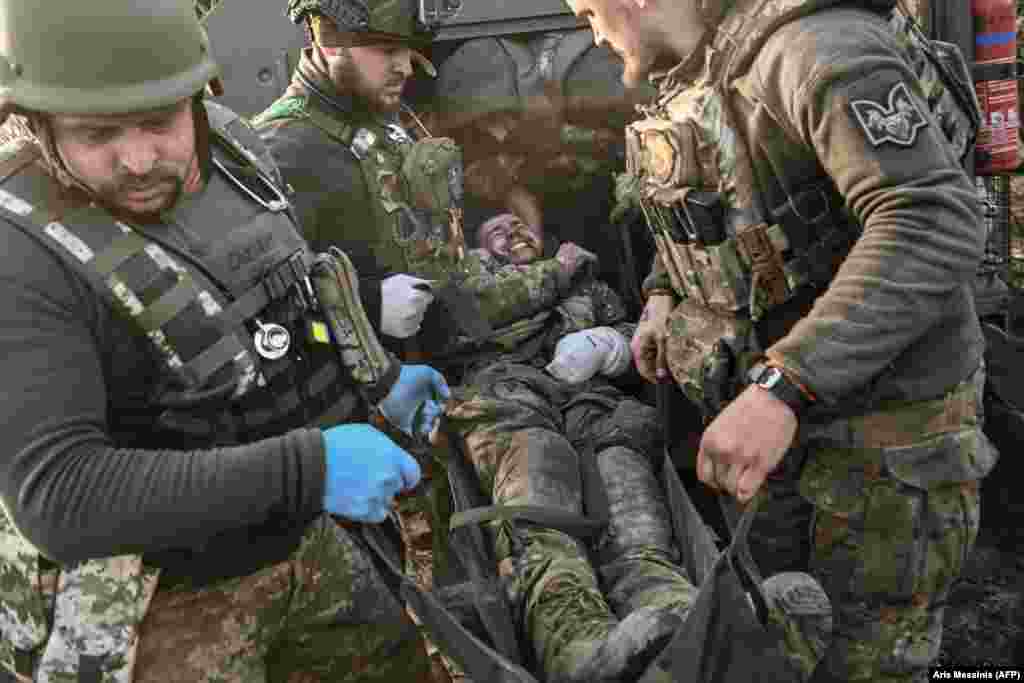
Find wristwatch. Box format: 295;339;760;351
746;361;812;416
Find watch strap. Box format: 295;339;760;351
747;361;812;415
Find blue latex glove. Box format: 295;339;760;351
378;364;451;440
321;424;422;523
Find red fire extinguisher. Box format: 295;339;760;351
973;0;1019;174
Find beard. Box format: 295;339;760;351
327;53;406;116
93;167;187;222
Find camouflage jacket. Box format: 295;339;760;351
447;245;636;376
634;0;984;411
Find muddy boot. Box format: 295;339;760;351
761;572;833;682
508;525;677;683
595;445;700;620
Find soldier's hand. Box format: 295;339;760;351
555;241;598;280
697;384;797;502
380;273;434;338
631;294;674;384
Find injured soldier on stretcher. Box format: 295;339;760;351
434;208;834;683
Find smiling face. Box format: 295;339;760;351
478;212;545;265
50;97;199;219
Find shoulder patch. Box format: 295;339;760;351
850;81;928;148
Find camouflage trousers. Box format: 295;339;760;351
445;362;697;673
129;515;432;683
744;367;998;683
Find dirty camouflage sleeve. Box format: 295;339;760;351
550;277;636;344
0;224;326;564
750;10;984;405
461;249;571;328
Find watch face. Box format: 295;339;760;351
760;366;784;389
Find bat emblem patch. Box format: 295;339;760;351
850;82;928;147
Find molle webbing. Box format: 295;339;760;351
0;142;351;444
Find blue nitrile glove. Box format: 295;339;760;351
321;424;422;523
378;364;451;440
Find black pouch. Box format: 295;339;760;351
677;190;727;246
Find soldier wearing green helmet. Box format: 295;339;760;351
0;0;455;681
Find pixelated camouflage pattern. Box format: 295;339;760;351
131;516;432;683
0;507;52;667
35;558;159;683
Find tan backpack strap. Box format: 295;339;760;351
0;139;41;184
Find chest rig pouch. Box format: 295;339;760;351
626;1;980;416
294;97;468;283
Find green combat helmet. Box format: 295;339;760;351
0;0;219;114
286;0;458;46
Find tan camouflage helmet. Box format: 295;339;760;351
0;0;219;115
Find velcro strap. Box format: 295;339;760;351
221;250;309;328
735;222;789;306
180;335;247;387
90;231;150;276
449;504;606;540
135;275;197;333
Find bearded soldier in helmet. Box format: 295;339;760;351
253;0;550;359
0;0;453;681
565;0;998;681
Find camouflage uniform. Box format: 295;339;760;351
252;0;466;355
249;4;600;608
0;2;431;680
626;1;998;680
445;248;700;680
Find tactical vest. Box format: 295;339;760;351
0;101;395;682
626;0;979;411
253;91;467;284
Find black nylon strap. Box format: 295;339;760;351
180;335;247;387
77;654;103;683
973;60;1020;82
135;276;197;333
450;503;605;540
359;524;539;683
89;231;149;277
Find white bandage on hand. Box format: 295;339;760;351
380;274;434;338
545;327;632;384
